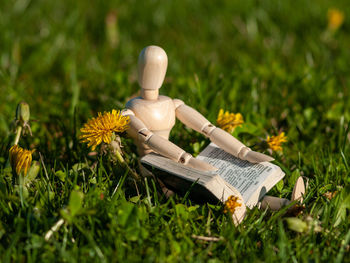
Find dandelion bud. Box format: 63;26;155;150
16;101;30;124
105;10;119;48
9;145;35;176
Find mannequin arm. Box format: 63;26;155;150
173;99;274;163
123;110;217;171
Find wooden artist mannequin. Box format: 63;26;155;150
123;46;305;221
123;46;274;170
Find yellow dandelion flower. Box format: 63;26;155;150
266;132;287;152
328;8;344;31
223;195;242;214
216;109;244;133
80;110;130;150
323;191;337;200
9;145;35;176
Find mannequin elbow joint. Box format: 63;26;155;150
138;129;153;143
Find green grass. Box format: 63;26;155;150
1;0;350;261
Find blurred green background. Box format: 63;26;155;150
1;0;349;135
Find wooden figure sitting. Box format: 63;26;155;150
122;46;305;224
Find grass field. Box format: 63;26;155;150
1;0;350;262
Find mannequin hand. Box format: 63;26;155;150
243;150;274;163
186;156;218;172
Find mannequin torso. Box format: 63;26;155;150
125;95;176;154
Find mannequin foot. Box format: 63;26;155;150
291;176;305;202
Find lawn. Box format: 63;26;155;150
0;0;350;262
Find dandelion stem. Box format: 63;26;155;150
124;162;140;180
39;152;54;192
45;218;65;241
13;126;22;145
19;173;24;207
114;150;125;163
116;153;140;180
109;140;140;180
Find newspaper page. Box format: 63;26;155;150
197;143;283;204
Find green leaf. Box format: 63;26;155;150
285;217;308;233
117;202;136;227
24;161;40;185
188;205;199;212
175;204;190;220
275;180;284;193
89;177;97;184
70;163;88;174
129;195;140;203
288;169;300;187
140;228;149;239
55;170;67;182
232;122;259;137
125;227;140;241
334;191;350;227
326;102;344;121
68;190;84;217
191;141;206;156
171;241;181;254
60;208;71;222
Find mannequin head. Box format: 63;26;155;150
138;46;168;91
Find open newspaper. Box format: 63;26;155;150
141;143;285;209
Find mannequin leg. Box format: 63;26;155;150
259;176;305;211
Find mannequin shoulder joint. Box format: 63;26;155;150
122;109;135;116
173;99;185;109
